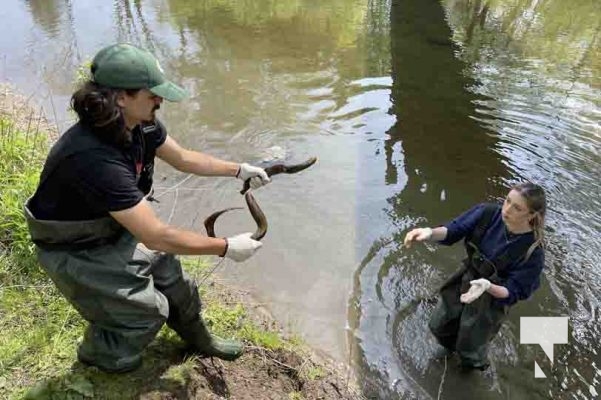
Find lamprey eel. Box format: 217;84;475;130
240;157;318;195
204;191;267;240
206;157;317;241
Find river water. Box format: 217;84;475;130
1;0;599;399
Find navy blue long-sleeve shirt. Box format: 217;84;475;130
438;203;545;306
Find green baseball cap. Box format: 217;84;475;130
91;43;188;102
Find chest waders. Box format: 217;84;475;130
428;204;531;369
23;133;242;373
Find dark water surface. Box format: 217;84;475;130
1;0;599;399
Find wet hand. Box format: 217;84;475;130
403;228;433;248
224;232;263;262
236;163;271;189
460;278;492;304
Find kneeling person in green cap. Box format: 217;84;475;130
24;43;271;373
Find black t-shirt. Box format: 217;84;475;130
29;120;167;221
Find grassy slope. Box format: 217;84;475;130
0;93;358;400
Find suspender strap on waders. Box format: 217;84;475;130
464;203;499;259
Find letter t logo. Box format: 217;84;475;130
520;317;569;378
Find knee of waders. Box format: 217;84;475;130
150;253;186;287
162;278;201;323
428;310;453;336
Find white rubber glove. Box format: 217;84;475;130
236;163;271;189
403;227;433;248
224;232;263;262
460;278;492;304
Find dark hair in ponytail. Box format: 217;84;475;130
71;80;139;147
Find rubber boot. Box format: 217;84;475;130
171;317;244;361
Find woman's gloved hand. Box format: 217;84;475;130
403;227;433;248
460;278;492;304
223;232;263;262
236;163;271;189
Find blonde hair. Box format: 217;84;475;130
513;183;546;261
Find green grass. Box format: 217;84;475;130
204;303;286;350
289;391;305;400
0;117;48;278
0;286;83;373
303;366;325;381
